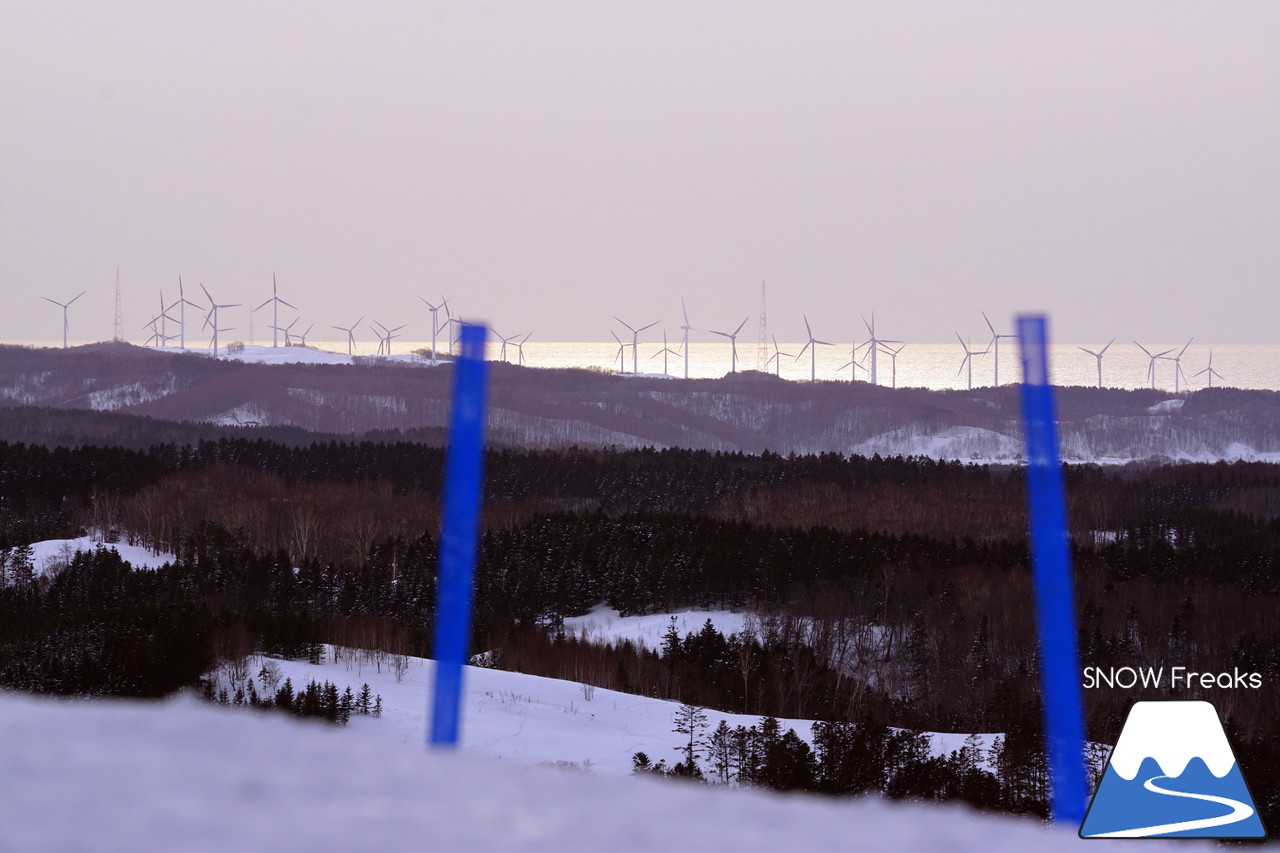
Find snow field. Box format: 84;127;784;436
0;691;1202;852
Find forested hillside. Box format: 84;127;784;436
0;435;1276;821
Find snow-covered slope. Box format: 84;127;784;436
27;536;176;577
230;646;994;776
561;606;750;652
0;691;1199;852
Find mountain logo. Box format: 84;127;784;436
1080;700;1266;839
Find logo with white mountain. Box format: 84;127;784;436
1080;700;1266;839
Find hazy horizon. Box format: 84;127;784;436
4;2;1278;344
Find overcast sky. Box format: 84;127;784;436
3;1;1277;345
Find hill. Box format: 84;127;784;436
2;342;1279;461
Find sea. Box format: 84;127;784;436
19;338;1280;392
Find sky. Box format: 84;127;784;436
2;1;1278;345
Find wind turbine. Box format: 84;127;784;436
678;298;698;379
495;330;526;363
200;283;240;356
709;316;749;374
883;343;906;389
650;330;681;376
271;317;300;347
254;273;296;348
331;316;363;356
981;311;1019;387
1194;350;1223;388
154;290;179;347
142;314;176;348
956;334;990;390
513;332;532;366
610;330;627;372
419;297;449;364
1162;338;1194;393
1134;341;1173;390
795;315;833;382
1077;339;1115;389
296;323;315;347
174;276;203;350
370;321;405;356
41;291;85;349
837;346;865;382
613;316;658;375
862;314;902;386
765;335;795;378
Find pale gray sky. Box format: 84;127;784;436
3;1;1277;345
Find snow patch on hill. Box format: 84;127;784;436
561;606;751;652
27;536;176;577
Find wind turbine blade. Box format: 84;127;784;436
278;299;297;311
612;316;637;334
732;317;748;336
803;314;813;340
982;311;995;337
1133;340;1152;357
1177;338;1194;359
710;330;731;338
41;296;61;306
681;297;690;327
956;332;967;350
1078;346;1098;357
638;321;659;333
610;331;622;345
1100;338;1115;355
68;291;86;306
814;339;833;346
796;340;811;360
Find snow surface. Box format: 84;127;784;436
152;343;438;367
227;645;998;777
561;606;750;653
0;690;1199;852
27;536;176;577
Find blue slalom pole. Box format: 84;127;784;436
1016;315;1087;825
430;324;489;748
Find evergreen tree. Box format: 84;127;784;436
672;702;709;772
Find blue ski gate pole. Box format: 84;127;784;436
430;324;489;748
1016;315;1087;825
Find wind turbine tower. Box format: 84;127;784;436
1166;338;1194;393
955;334;990;390
331;316;363;356
255;273;296;348
756;280;768;372
613;316;658;375
765;335;795;378
1134;341;1173;390
795;315;833;382
710;317;750;374
862;314;901;386
419;297;448;364
981;311;1019;386
1194;351;1224;388
679;298;698;379
651;330;680;376
113;268;124;343
174;277;203;350
42;290;85;349
200;283;240;356
1076;339;1115;389
884;343;906;389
